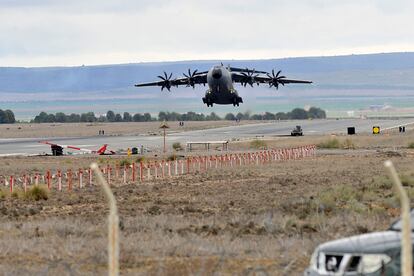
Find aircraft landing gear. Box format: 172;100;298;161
232;97;242;107
203;97;213;107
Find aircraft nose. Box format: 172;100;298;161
212;68;222;79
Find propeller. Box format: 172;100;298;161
240;68;259;87
183;69;198;89
267;69;286;89
157;71;175;91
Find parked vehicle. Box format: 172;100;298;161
291;125;303;136
305;211;414;275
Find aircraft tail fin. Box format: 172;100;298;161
97;144;108;155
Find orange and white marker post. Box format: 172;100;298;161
46;170;51;190
88;168;93;186
132;163;136;183
9;176;14;193
58;170;62;191
123;165;127;184
140;162;144;182
23;174;28;193
168;161;172;177
147;163;151;180
187;158;191;174
79;169;83;188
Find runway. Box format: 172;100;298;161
0;118;413;156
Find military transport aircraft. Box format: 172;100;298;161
134;65;312;107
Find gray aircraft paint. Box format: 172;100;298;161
134;65;311;107
205;65;242;106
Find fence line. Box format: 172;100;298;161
2;145;316;193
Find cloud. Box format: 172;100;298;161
1;0;414;66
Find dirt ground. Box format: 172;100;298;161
0;121;257;139
0;131;413;275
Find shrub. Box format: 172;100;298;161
119;158;131;167
136;156;145;163
25;186;48;201
172;142;183;151
250;139;267;149
317;138;340;149
408;142;414;149
342;139;356;149
0;189;6;200
97;157;106;164
167;154;177;161
11;190;20;199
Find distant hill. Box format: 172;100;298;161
1;52;414;97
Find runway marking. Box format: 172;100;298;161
0;153;30;157
383;121;414;131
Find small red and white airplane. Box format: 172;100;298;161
39;141;116;155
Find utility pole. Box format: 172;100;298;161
159;120;169;153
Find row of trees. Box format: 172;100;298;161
0;109;16;124
160;107;326;121
31;107;326;123
33;111;154;123
158;111;221;121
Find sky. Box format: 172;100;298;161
1;0;414;67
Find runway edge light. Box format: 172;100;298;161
373;126;380;135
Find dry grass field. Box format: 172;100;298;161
0;130;414;275
0;121;257;139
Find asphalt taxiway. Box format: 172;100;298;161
0;118;412;156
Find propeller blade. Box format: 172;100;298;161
157;75;166;81
276;70;281;78
164;71;168;79
169;72;173;80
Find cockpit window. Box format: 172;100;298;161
212;68;222;79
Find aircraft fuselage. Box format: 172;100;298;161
203;65;242;107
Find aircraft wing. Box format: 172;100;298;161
232;69;312;88
229;67;268;74
256;76;312;84
39;141;93;153
135;71;207;91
